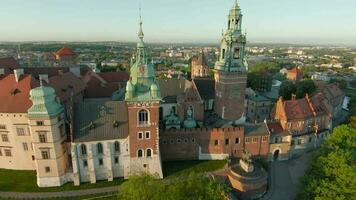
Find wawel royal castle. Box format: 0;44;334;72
0;1;342;187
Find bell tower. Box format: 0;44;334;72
125;12;163;178
214;0;248;121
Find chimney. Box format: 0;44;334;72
14;69;24;82
291;94;297;100
0;68;5;75
39;74;49;84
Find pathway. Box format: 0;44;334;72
0;186;118;199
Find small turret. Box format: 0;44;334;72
150;83;158;99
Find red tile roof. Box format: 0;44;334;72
55;46;77;57
288;67;301;74
0;74;39;113
284;98;314;120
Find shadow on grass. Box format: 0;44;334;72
163;160;227;178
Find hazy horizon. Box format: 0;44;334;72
0;0;355;46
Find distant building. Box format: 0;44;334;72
246;94;272;123
191;50;209;79
286;67;303;82
0;57;20;74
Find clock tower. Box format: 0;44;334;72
214;0;248;121
125;13;163;178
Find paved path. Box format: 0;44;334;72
0;186;118;199
262;153;311;200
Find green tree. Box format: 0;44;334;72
296;79;316;98
279;81;296;100
297;124;356;200
117;173;229;200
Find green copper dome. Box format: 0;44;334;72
28;86;63;118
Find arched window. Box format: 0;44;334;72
137;149;143;157
138;109;149;125
222;49;226;60
146;149;152;157
97;143;103;154
114;141;120;153
80;144;87;156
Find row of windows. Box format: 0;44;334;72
291;132;328;145
80;142;120;156
162;138;196;145
138;131;150;140
137;149;152;158
82;156;120;168
0;148;12;157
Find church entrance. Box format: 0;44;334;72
273;150;280;161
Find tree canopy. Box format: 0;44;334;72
279;81;296;100
297;124;356;200
117;173;229;200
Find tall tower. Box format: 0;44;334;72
28;82;69;187
125;13;163;178
214;0;248;121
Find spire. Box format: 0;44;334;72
233;0;239;9
138;7;144;40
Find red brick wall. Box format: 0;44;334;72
244;135;270;157
127;101;160;158
160;127;245;161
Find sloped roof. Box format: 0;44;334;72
192;51;207;66
0;74;39;113
244;123;269;136
23;67;70;78
48;72;86;102
55;46;77;57
159;78;187;98
73;100;128;142
284;98;314;120
0;57;20;73
193;78;215;100
267;122;291;137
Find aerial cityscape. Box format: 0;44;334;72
0;0;355;200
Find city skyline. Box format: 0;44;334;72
0;0;355;45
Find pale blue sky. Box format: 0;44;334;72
0;0;355;45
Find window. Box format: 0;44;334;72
98;158;103;166
83;160;88;167
137;149;143;157
146;149;152;157
81;144;87;156
97;143;103;154
235;138;240;144
253;137;258;143
191;138;196;143
1;134;9;142
38;132;47;143
138;132;143;140
177;138;181;143
245;137;251;143
309;137;312;143
214;140;219;146
36;121;44;126
0;125;6;130
222;49;226;60
145;131;150;139
184;138;189;143
45;167;51;173
41;150;50;159
23;142;28;151
225;139;229;145
298;139;303;145
262;136;268;142
4;149;11;157
114;156;119;164
114;141;120;153
16;128;25;136
138;109;149;125
274;137;279;144
234;48;240;59
170;139;174;144
0;149;2;156
291;140;295;146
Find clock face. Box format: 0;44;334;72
230;85;240;98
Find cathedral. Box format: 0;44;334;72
0;1;338;187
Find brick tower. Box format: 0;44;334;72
214;0;248;121
125;14;163;178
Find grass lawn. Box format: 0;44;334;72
162;160;227;178
0;169;123;193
